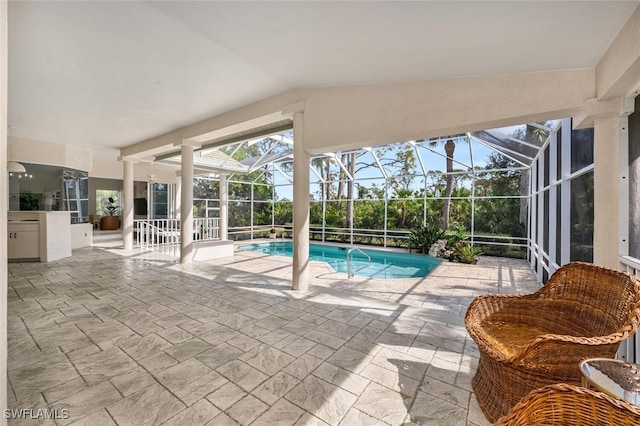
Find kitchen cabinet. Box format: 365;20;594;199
8;222;40;260
8;211;72;262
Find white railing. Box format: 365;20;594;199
135;219;181;257
194;217;220;241
620;255;640;276
618;255;640;363
134;218;220;257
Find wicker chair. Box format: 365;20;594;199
466;262;640;422
494;383;640;425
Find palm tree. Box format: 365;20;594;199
428;138;456;229
442;139;456;230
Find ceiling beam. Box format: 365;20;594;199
596;5;640;99
120;89;305;160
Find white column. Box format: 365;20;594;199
123;160;134;250
574;97;633;269
174;171;181;219
560;121;572;265
292;112;310;291
1;0;8;413
593;115;628;268
219;173;228;241
180;144;194;264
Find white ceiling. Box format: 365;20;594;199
8;1;639;152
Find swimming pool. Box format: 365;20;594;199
237;241;441;279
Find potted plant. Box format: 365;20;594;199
99;197;120;230
269;228;277;239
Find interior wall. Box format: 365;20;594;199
90;157;124;180
10;136;92;171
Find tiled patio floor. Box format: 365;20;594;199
7;242;539;425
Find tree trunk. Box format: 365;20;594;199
337;154;346;207
346;153;355;229
324;159;331;201
443;139;456;229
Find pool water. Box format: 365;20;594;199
237;241;441;279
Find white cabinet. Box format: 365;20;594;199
8;222;40;260
8;211;72;262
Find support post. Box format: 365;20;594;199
123;160;134;250
174;171;181;220
593;115;628;268
219;173;228;241
292;112;310;291
575;97;634;269
180;143;195;264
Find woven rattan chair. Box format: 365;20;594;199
466;262;640;422
493;383;640;425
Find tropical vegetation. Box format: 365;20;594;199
188;137;529;257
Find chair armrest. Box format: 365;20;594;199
511;299;640;365
510;332;626;367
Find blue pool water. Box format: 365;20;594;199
237;241;441;279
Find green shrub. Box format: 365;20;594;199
452;242;483;264
407;223;445;254
445;225;467;245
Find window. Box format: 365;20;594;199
570;171;594;262
150;183;169;219
96;190;121;217
571;128;594;173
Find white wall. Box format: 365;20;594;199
89;158;123;180
10;136;92;171
70;224;92;249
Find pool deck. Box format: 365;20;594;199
7;241;540;425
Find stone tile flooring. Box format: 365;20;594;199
7;243;539;425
